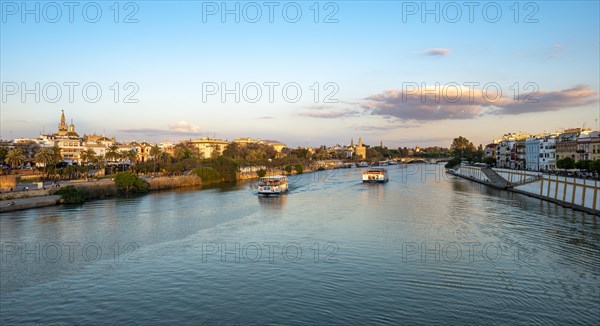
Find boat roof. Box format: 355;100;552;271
259;175;287;180
365;168;387;172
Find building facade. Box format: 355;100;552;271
190;137;230;159
556;129;581;162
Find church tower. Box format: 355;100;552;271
58;110;68;135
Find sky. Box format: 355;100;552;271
1;0;599;148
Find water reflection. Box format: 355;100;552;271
258;194;288;209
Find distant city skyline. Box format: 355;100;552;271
2;1;599;148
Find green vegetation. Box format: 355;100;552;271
482;157;497;166
6;148;25;168
445;158;462;169
256;169;267;178
114;172;149;193
56;186;85;204
294;164;304;174
556;157;575;169
193;167;221;183
0;147;8;162
191;157;238;184
284;165;293;174
448;136;484;162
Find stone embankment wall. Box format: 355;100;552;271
452;166;599;214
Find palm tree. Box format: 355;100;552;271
106;145;120;163
80;148;97;165
149;145;162;175
121;150;138;171
35;148;55;179
50;145;63;163
6;148;25;169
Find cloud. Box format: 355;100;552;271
168;120;201;133
423;48;451;56
549;44;562;59
298;109;361;119
351;124;419;131
256;116;274;119
491;85;598;115
118;121;204;138
362;85;598;121
303;105;336;111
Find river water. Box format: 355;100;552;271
1;165;599;324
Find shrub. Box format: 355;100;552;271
295;164;304;174
317;167;325;171
193;167;221;184
575;160;590;170
209;157;238;182
445;158;462;169
556;157;575;170
114;172;149;193
77;184;118;199
482;157;496;166
256;169;267;178
56;186;85;204
284;165;293;174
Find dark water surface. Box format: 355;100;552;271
1;165;599;324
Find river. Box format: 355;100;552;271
1;164;599;324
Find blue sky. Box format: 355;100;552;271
1;0;599;148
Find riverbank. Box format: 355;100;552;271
0;195;62;213
449;165;600;215
0;168;324;213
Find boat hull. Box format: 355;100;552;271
362;178;389;183
257;188;288;195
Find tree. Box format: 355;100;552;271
106;145;120;163
445;158;461;169
575;160;590;170
51;145;63;163
210;156;238;182
256;169;267;178
6;148;25;168
114;171;149;193
223;142;243;160
173;143;196;161
294;164;304;174
149;145;162;175
193;167;221;183
284;165;293;174
35;148;55;178
0;147;8;162
80;148;97;164
124;150;138;165
450;136;476;159
589;160;600;173
556;157;575;169
483;157;497;166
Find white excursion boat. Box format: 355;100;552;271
257;176;289;195
362;168;389;183
356;162;370;168
388;160;399;165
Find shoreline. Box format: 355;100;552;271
0;168;323;213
